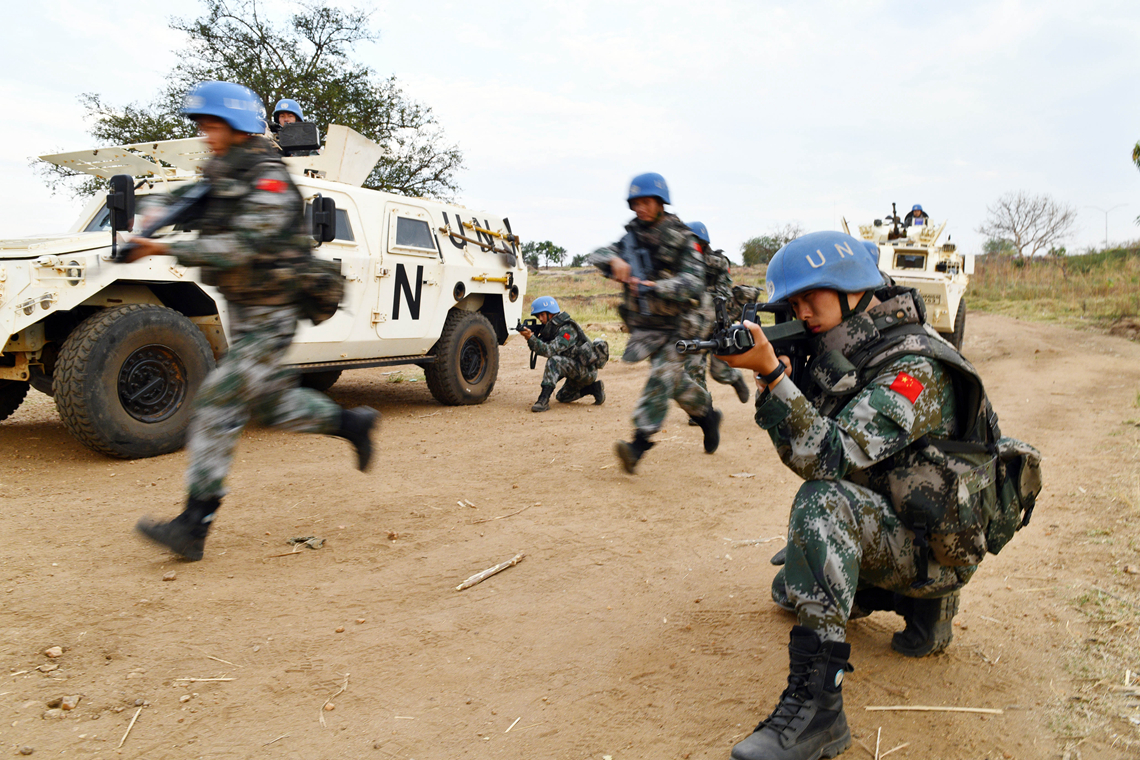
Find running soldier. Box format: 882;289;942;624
124;81;377;562
685;221;751;407
588;173;720;473
718;231;1040;760
519;296;606;412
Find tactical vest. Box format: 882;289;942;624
811;287;1042;586
197;138;311;306
547;313;609;370
616;214;703;331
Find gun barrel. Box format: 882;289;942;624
676;339;717;355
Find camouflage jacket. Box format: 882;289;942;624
753;290;958;492
152;136;310;306
730;284;762;322
527;312;589;360
588;212;707;322
704;247;733;302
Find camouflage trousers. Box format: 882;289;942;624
686;352;744;391
541;355;598;395
779;479;975;643
632;343;712;436
185;304;341;500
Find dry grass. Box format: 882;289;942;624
969;247;1140;331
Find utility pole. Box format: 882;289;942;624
1084;204;1127;251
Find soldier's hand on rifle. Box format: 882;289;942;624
519;328;533;340
609;255;632;283
122;238;169;263
718;321;790;389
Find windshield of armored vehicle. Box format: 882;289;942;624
895;252;927;269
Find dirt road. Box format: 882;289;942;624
2;313;1139;759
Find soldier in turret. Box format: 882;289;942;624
123;81;377;562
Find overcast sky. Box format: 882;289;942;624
4;0;1139;261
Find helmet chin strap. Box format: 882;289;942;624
840;290;875;319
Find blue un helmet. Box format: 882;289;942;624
765;231;886;305
627;172;671;206
530;296;560;316
273;98;305;123
912;204;924;213
181;81;266;134
686;221;710;245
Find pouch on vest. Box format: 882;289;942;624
296;255;346;325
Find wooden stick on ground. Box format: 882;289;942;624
879;743;910;759
456;553;526;591
206;655;240;667
263;733;290;746
319;673;350;728
118;706;143;749
174;676;235;683
471;505;532;525
865;705;1003;715
505;717;521;733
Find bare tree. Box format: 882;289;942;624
976;191;1076;258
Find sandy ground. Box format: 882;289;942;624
2;312;1139;760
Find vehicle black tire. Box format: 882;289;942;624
0;380;30;421
300;369;342;392
425;309;499;405
941;299;966;351
55;304;215;459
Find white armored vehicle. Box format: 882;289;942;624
1;126;527;458
846;204;973;350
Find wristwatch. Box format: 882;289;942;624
758;360;787;386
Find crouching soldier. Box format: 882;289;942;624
519;296;606;412
718;231;1041;760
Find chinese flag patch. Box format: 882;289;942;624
255;178;287;193
564;332;572;340
889;372;925;404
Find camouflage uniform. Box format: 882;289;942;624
589;212;712;435
687;248;748;394
527;312;599;401
147;136;341;500
755;290;974;642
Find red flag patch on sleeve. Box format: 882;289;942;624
888;372;925;404
255;178;287;193
563;332;572;340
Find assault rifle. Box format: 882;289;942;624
676;299;812;386
619;232;653;315
111;180;211;263
515;318;543;370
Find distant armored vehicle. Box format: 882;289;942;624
846;204;972;349
1;126;527;457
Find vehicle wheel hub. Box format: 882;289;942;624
118;344;187;423
459;337;486;384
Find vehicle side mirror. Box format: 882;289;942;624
108;174;135;233
311;195;337;244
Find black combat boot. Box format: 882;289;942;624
731;626;853;760
891;590;959;657
733;376;751;404
583;380;605;405
333;406;379;471
136;496;220;562
531;384;555;412
693;407;722;453
615;432;655;474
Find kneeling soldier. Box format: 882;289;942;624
519;296;605;412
